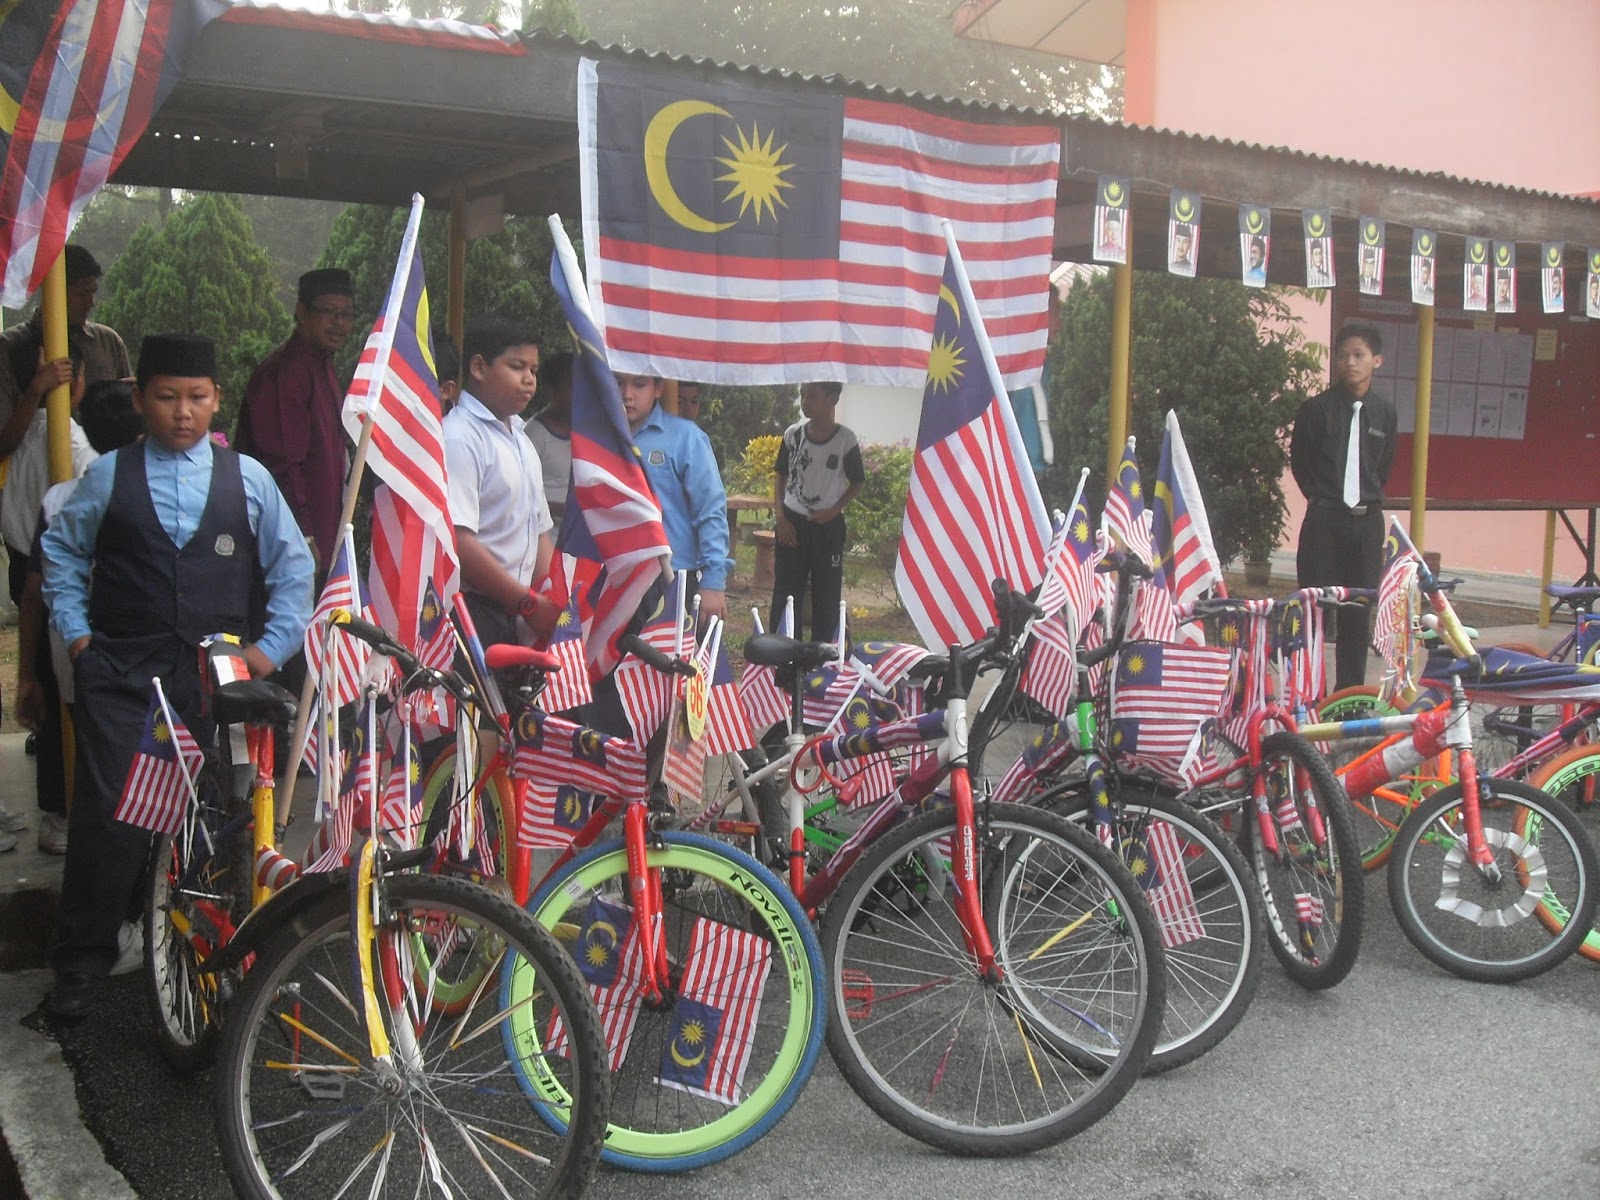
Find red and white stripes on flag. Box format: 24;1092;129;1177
738;604;791;734
1146;820;1206;949
1020;614;1076;717
612;587;689;741
705;621;757;758
579;58;1059;388
657;917;773;1106
661;625;716;807
548;901;651;1073
303;526;372;712
0;0;227;306
342;195;459;656
114;680;202;836
895;233;1050;651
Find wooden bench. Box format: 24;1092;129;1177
727;493;775;587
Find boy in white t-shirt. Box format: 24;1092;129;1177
771;381;864;643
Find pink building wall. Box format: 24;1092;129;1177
1142;0;1600;580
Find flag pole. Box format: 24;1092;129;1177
1066;466;1090;522
279;197;426;814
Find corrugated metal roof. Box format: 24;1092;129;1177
522;29;1592;207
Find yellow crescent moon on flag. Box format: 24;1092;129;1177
938;283;961;325
645;100;736;234
586;919;618;953
670;1031;708;1069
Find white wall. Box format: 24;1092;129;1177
838;384;922;447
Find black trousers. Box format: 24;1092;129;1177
1296;505;1385;691
32;618;66;815
770;508;847;644
55;637;210;977
8;548;67;815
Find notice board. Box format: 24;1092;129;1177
1333;294;1600;507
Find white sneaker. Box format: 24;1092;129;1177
0;805;27;835
109;920;145;977
37;812;68;855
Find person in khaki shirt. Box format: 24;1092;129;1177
0;246;131;461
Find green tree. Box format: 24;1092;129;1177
702;383;795;477
1044;272;1322;566
95;193;291;432
315;204;579;380
574;0;1117;115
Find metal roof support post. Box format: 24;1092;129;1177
1540;511;1556;629
1106;260;1133;485
448;185;466;352
1408;303;1435;553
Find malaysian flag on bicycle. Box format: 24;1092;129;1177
578;57;1059;388
990;720;1076;804
613;584;690;740
705;627;757;757
738;601;791;733
538;569;593;714
304;526;373;711
115;681;202;835
1374;523;1421;666
0;0;228;306
549;217;673;674
1142;819;1206;949
513;709;648;849
1152;410;1223;609
1109;641;1235;787
657;916;773;1105
1020;613;1076;717
343;196;460;657
895;235;1050;650
549;896;649;1072
662;625;717;807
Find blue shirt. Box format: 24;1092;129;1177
42;438;316;667
631;403;731;591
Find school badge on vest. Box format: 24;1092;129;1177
214;533;236;556
648;449;666;466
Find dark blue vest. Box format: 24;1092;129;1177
89;445;258;647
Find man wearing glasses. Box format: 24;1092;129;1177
236;268;355;577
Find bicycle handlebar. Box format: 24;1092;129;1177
329;608;478;708
618;632;698;678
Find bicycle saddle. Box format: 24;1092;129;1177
484;643;561;672
1546;584;1600;602
743;633;837;670
211;679;298;728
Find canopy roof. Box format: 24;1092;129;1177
112;4;1600;294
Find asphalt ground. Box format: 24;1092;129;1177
15;863;1600;1200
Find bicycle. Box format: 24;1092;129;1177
743;580;1167;1153
709;556;1258;1075
150;619;611;1198
405;596;829;1174
1288;551;1600;982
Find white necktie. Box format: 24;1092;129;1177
1343;400;1363;508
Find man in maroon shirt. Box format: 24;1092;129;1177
235;268;354;575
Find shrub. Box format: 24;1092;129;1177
728;433;782;499
850;443;913;573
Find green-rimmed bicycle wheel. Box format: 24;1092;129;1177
1526;745;1600;962
521;831;825;1173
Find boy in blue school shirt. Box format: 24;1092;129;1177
40;332;315;1020
616;373;730;623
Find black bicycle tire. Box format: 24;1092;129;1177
1386;776;1600;982
1246;732;1365;990
821;805;1164;1156
1034;781;1264;1072
213;872;608;1199
144;750;241;1075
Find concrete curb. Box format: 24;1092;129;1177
0;972;138;1200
